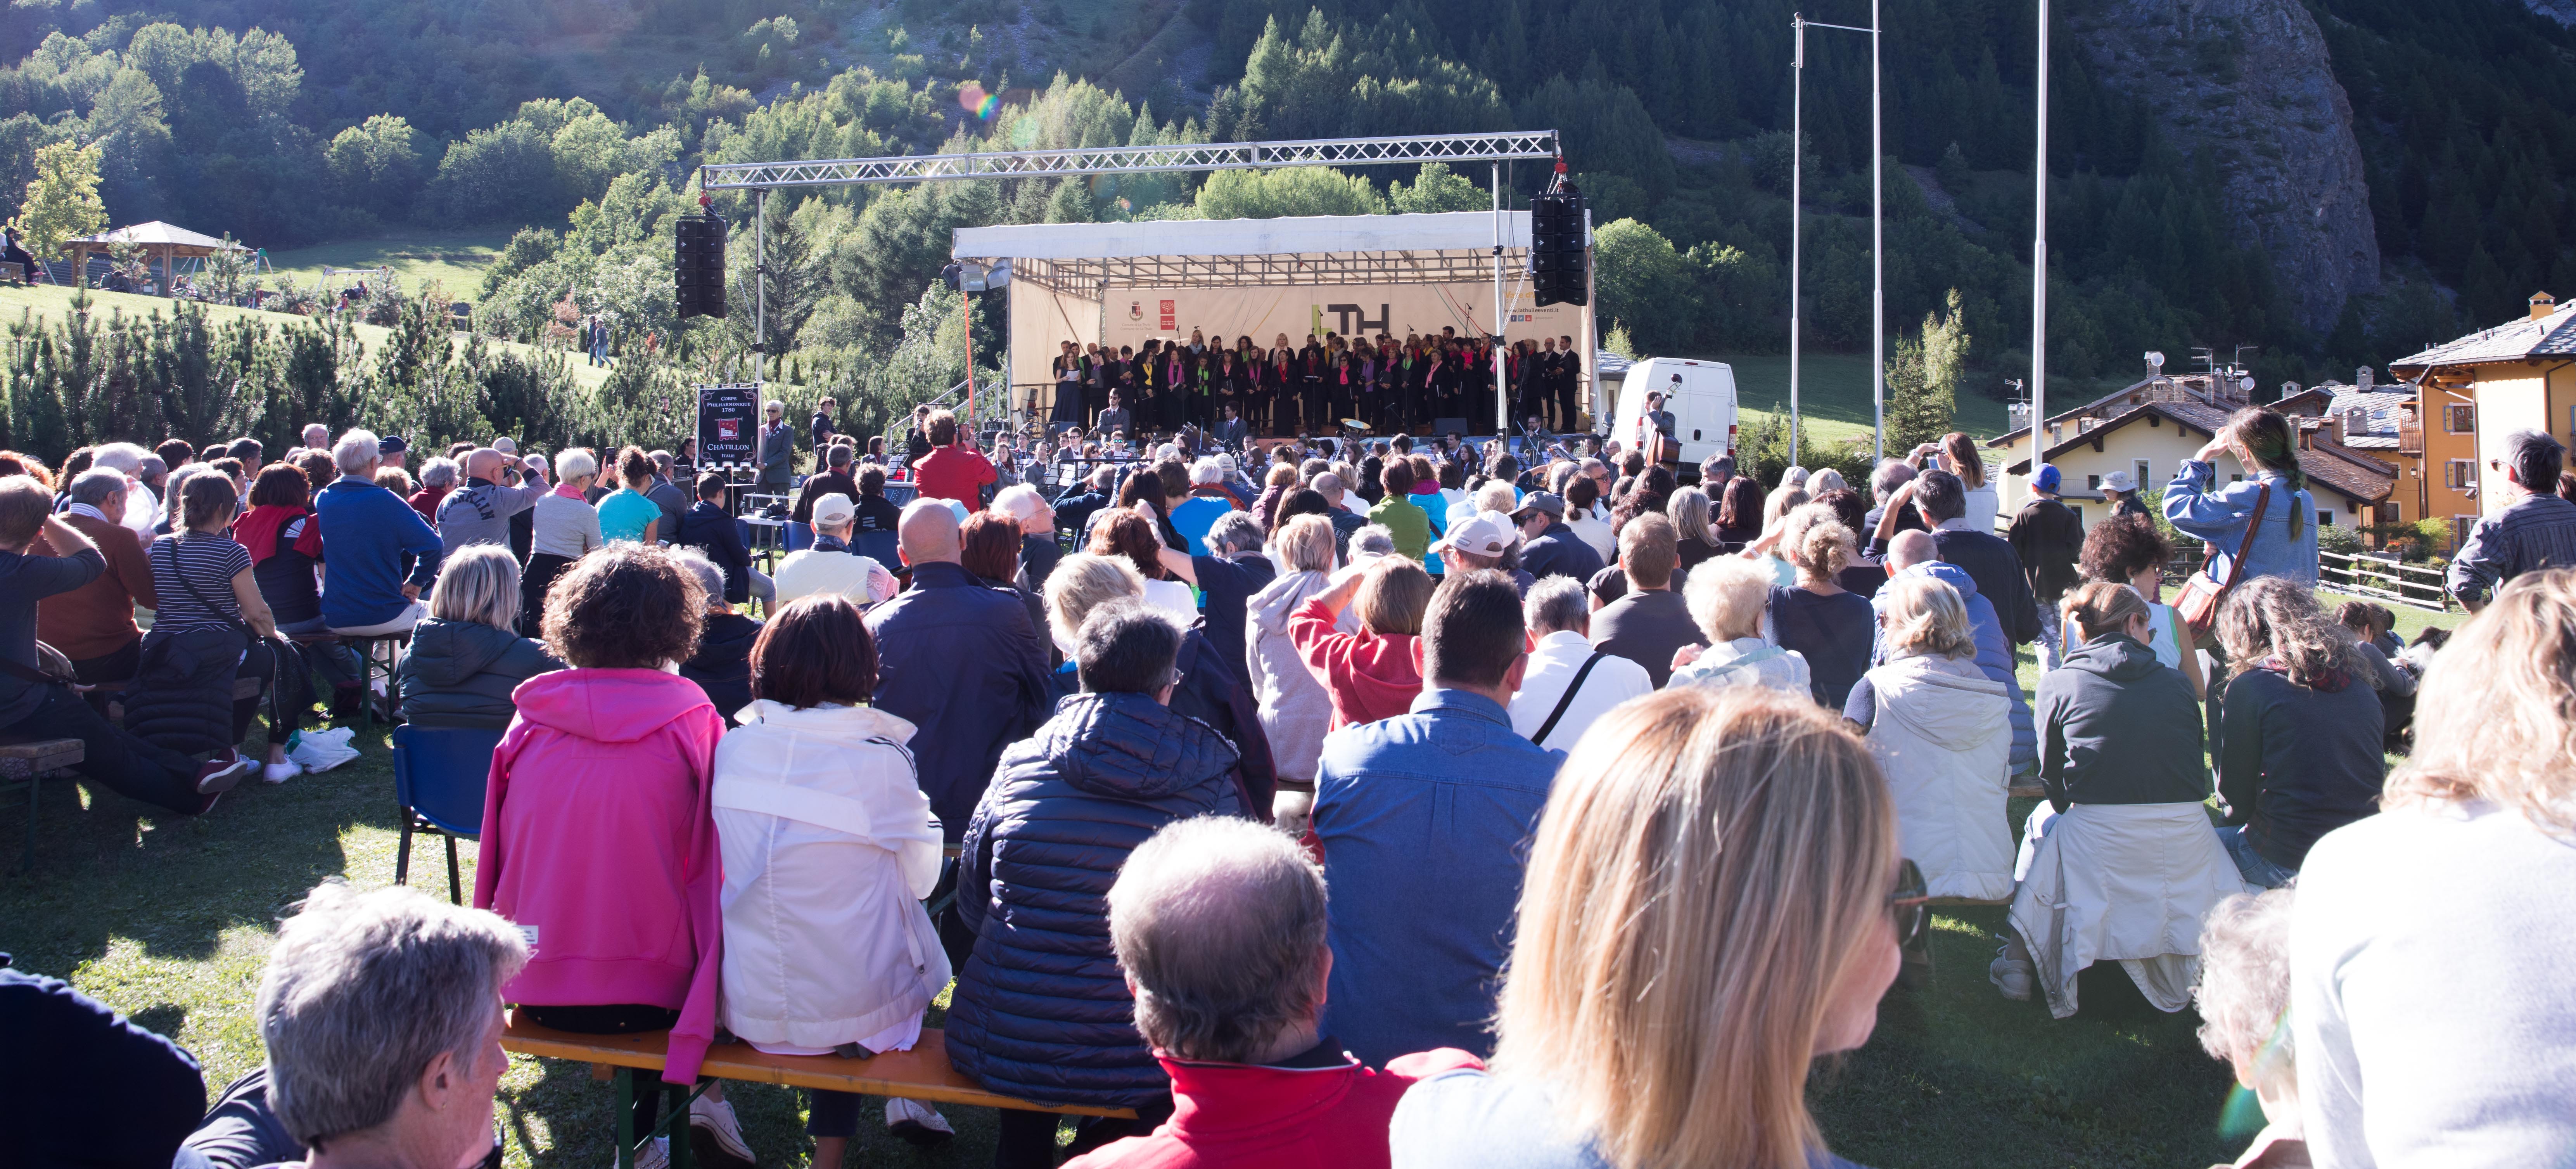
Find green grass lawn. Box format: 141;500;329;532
261;228;519;305
3;712;2263;1169
1713;352;2016;442
0;284;614;393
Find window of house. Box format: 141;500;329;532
2445;403;2475;433
2447;459;2476;489
2318;510;2334;527
2230;473;2244;483
2133;458;2151;486
2453;515;2477;547
2087;474;2101;489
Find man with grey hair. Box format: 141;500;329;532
433;447;549;555
673;546;760;726
757;398;794;495
248;881;529;1169
1073;816;1479;1168
315;429;442;636
991;482;1062;590
1169;457;1235;555
1504;573;1651;751
1865;456;1924;538
86;442;159;539
39;468;158;687
1152;507;1274;684
300;422;329;450
1310;471;1366;559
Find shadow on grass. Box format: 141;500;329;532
0;727;407;973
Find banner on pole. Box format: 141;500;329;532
697;383;761;468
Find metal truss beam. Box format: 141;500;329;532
700;131;1559;191
1013;251;1529;296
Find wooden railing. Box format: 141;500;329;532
2320;549;2451;612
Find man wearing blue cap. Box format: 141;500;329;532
2009;464;2086;671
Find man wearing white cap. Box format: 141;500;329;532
771;493;898;609
2099;469;2149;519
1432;511;1536;596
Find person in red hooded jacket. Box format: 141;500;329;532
1288;557;1431;729
1065;814;1478;1169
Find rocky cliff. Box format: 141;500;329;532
2072;0;2380;332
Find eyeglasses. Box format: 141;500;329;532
1887;858;1930;948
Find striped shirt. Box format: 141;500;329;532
149;531;251;633
2448;493;2576;605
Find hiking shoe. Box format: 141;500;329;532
687;1095;756;1169
1988;945;2034;1001
261;760;301;785
886;1097;956;1148
195;750;254;795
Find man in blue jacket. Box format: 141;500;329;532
865;499;1052;842
314;430;441;636
1310;571;1563;1067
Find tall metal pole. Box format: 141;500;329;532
1494;161;1508;437
1870;0;1885;462
1790;15;1804;461
754;188;769;389
2031;0;2049;478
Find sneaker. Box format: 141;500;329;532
885;1097;955;1148
1988;945;2034;1001
616;1135;669;1169
261;760;301;785
687;1096;756;1169
195;750;255;795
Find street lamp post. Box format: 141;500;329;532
2031;0;2049;475
1790;9;1885;465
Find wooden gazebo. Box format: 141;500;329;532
68;221;249;292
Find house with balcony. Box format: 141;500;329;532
1983;372;2396;533
2388;292;2576;548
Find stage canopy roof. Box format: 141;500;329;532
69;221;247;253
953;211;1546;294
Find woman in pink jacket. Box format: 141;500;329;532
473;542;735;1163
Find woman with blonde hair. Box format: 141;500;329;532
1844;575;2012;902
1665;485;1725;571
1669;555;1810;695
1245;514;1345;830
2211;576;2382;888
2291;568;2576;1167
1993;580;2246;1017
396;544;561;729
1767;503;1874;708
1742;483;1809;586
1289;555;1433;728
1390;686;1904;1169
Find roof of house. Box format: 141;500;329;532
2390;299;2576;373
1985;373;2247;449
2002;397;2395;504
2325;389;2413;438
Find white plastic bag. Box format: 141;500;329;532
287;726;361;773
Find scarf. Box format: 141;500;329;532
551;480;586;500
236;503;323;566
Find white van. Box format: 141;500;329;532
1610;358;1737;475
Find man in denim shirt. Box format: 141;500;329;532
1310;570;1563;1068
2448;429;2576;611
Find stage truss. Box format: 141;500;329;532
1007;250;1528;296
699;131;1560;191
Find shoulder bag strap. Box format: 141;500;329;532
1531;651;1608;747
2219;484;2271;587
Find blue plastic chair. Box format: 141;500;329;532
853;529;900;569
391;724;505;903
785;520;815;552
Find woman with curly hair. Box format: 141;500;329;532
2212;576;2383;888
474;542;733;1142
2073;513;2206;697
1767;503;1874;709
1087;508;1197;623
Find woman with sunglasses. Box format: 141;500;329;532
1992;580;2252;1018
1391;685;1903;1169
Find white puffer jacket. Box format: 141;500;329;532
1859;651;2013;901
713;700;950;1052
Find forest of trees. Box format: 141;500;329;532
0;0;2568;456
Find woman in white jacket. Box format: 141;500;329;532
1241;514;1347;834
1843;575;2013;902
712;594;952;1165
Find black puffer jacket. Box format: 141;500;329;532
124;627;243;753
2033;632;2206;810
679;611;761;726
945;691;1243;1108
394;618;561;729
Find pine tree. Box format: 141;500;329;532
1883;289;1969;455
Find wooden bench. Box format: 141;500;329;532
502;1010;1132;1168
0;736;83;871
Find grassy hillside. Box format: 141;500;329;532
261;230;519;305
0;284;614;393
1713;351;2012;441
